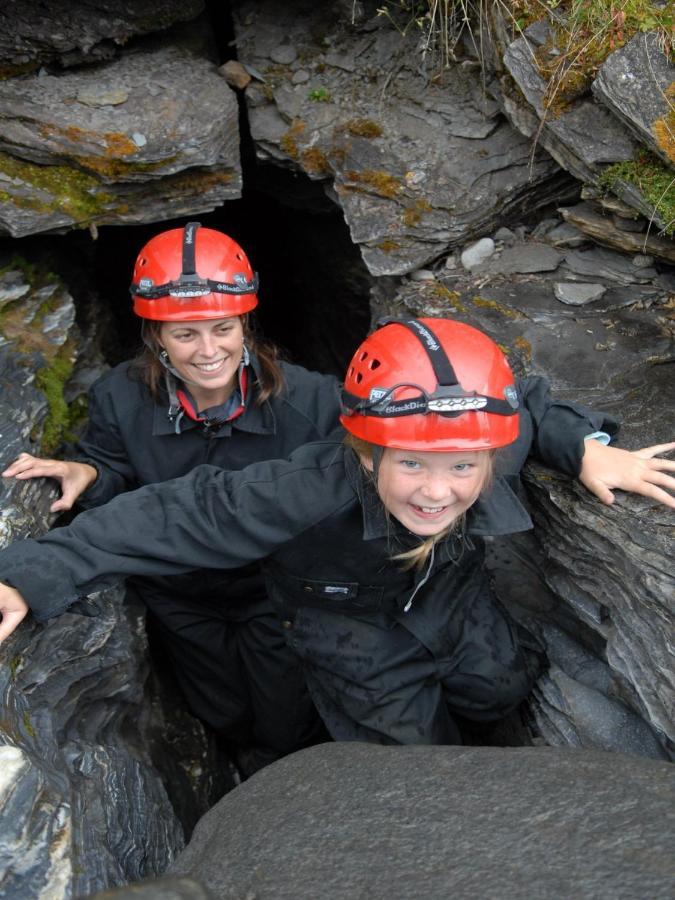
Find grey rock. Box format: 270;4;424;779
563;246;659;284
0;39;241;237
493;226;516;242
87;877;216;899
560;203;675;264
461;237;495;270
632;254;655;268
0;0;205;72
501;21;637;182
593;32;675;169
270;44;298;65
545;222;587;248
169;743;675;900
235;0;572;276
554;282;607;305
477;241;563;275
409;268;436;282
612;212;647;233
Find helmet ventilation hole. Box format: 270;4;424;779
359;351;368;362
355;372;363;384
369;359;380;370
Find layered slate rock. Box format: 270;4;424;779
0;0;205;74
593;32;675;169
0;34;241;237
0;265;227;897
165;743;675;899
371;232;674;757
233;0;574;276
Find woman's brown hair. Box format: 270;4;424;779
130;315;285;405
344;433;495;570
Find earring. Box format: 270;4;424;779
241;343;250;366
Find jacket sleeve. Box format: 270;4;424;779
517;375;620;476
72;376;138;508
282;365;343;440
0;445;351;623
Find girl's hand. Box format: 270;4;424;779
579;440;675;508
0;584;29;643
2;453;97;512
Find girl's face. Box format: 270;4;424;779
370;448;491;537
159;316;244;407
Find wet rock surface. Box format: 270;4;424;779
161;743;675;900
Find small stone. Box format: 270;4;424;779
218;61;251;90
292;69;310;85
270;45;298;65
131;133;147;148
554;283;607;306
76;88;129;107
632;254;654;268
444;255;458;270
612;213;645;233
493;227;516;243
409;269;436;282
461;238;495;270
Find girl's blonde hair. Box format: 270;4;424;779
130;314;285;405
344;433;495;570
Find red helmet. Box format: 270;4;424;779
130;222;259;321
340;317;519;451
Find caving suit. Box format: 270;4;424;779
0;384;617;745
70;354;343;765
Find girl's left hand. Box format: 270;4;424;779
579;440;675;508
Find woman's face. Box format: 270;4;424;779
370;447;491;537
159;316;244;406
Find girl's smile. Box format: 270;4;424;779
370;448;491;536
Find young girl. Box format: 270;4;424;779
1;317;673;744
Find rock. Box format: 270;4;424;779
0;38;242;237
593;32;675;168
545;221;587;248
461;237;495;270
234;0;574;276
554;282;607;305
476;241;563;275
563;245;659;284
499;20;637;183
493;226;516;243
270;44;298;65
560;203;675;264
218;60;251;90
87;877;216;899
0;0;205;73
167;743;675;899
632;254;655;268
409;269;436;282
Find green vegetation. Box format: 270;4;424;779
598;151;675;235
308;87;332;102
35;340;77;455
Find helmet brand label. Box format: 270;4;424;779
409;320;440;351
369;388;388;402
169;287;211;297
139;278;154;289
233;273;249;286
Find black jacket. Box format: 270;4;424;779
1;377;618;624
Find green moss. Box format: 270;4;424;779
0;151;116;222
427;283;467;312
308;87;331;102
300;146;331;175
471;296;524;319
35;341;76;455
598;151;675;236
22;711;36;739
376;240;401;251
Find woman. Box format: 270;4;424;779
4;221;343;773
1;318;673;744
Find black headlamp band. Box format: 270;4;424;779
342;316;519;419
130;273;259;300
131;221;259;300
341;388;517;419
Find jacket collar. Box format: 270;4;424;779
344;448;532;542
152;352;277;438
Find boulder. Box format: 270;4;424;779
164;743;675;899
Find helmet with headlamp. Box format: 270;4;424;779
340;317;520;451
130;222;259;321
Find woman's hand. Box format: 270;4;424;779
0;584;29;643
2;453;97;512
579;440;675;508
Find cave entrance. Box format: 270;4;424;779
79;165;373;380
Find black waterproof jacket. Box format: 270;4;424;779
0;392;618;745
